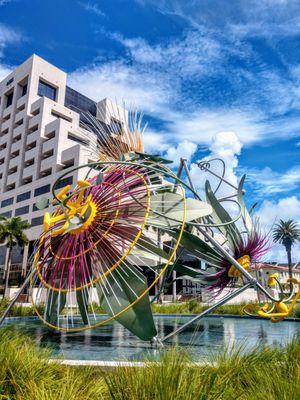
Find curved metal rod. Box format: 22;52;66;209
198;158;226;195
51;161;244;229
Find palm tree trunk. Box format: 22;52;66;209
286;245;293;291
4;246;12;299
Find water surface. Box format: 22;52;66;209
3;315;300;361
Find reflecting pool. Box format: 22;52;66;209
3;315;300;361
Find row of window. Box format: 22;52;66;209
0;213;44;227
2;82;28;109
0;177;73;209
1;78;57;112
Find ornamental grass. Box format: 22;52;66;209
0;328;299;399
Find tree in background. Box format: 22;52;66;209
0;217;30;298
273;219;300;282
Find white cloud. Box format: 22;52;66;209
142;129;169;153
110;30;221;79
68;24;300;154
165;140;197;167
0;23;20;82
0;63;12;81
138;0;300;40
255;196;300;262
78;1;106;17
68;60;173;115
245;165;300;197
0;23;21;58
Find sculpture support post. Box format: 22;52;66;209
0;268;36;327
162;282;252;342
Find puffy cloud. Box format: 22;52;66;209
0;23;21;81
0;23;21;58
0;64;12;81
243;165;300;197
164;140;197;167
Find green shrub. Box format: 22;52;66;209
0;328;299;399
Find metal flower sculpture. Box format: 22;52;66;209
162;175;269;298
2;108;299;343
30;132;213;340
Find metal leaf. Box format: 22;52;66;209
76;288;89;325
35;197;49;210
147;193;213;229
96;263;157;341
205;180;242;248
167;229;223;265
237;175;253;233
96;172;104;185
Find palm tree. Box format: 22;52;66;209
273;219;300;282
0;217;30;298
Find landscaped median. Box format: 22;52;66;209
1;298;300;318
0;328;299;400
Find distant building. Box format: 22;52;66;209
0;54;126;282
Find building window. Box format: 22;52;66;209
21;83;28;97
17;191;31;203
68;133;89;146
6;92;13;108
31;216;44;226
1;197;13;207
38;80;57;101
15;205;29;216
55;176;73;189
0;211;12;218
34;184;50;197
64;86;97;117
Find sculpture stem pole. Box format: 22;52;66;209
161;282;252;342
0;268;36;326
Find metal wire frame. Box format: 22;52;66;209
0;156;285;340
159;157;283;342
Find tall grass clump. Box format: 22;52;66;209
0;328;299;399
105;339;300;400
0;327;106;400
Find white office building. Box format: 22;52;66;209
0;54;126;281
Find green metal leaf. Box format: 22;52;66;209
45;290;66;326
133;233;170;262
205;180;241;248
167;229;223;265
249;202;258;215
237;175;253;233
35;197;49;210
136;152;173;164
76;288;89;325
96;264;157;341
96;173;104;185
147;193;213;229
171;263;207;278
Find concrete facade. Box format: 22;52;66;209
0;54;125;279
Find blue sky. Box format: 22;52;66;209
0;0;299;260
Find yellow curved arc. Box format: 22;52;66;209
34;170;150;293
31;184;187;332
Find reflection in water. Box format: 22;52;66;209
3;316;300;361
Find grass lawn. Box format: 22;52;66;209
0;328;299;399
1;298;300;318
